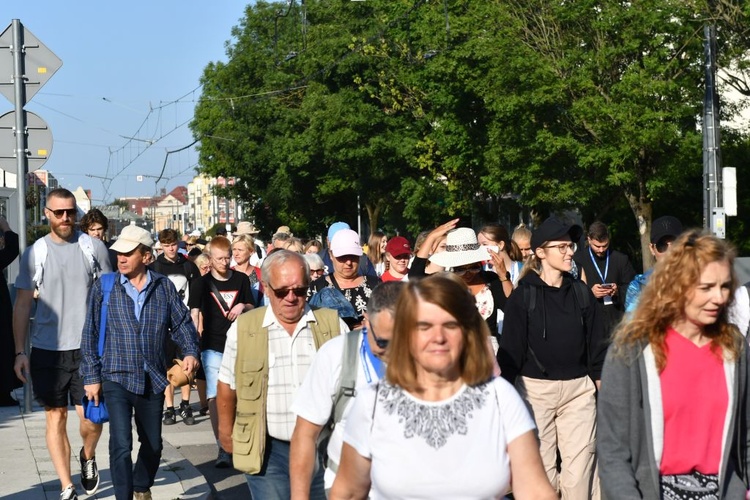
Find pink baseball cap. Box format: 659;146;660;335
330;229;363;257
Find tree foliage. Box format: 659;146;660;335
191;0;750;263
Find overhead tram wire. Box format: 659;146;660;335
103;3;431;201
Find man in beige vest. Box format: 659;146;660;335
216;250;347;499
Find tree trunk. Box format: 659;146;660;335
365;201;383;239
624;191;653;272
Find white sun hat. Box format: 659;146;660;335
428;227;490;269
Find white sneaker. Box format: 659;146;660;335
60;484;78;500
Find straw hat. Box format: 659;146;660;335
234;221;260;236
428;228;489;268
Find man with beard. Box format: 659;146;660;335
13;188;113;500
574;221;636;336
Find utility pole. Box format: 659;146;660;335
703;19;724;237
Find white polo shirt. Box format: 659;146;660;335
291;331;384;488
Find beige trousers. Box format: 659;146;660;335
516;376;598;500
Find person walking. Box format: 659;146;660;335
598;231;750;499
0;214;21;406
216;250;348;499
13;188;113;500
149;228;201;426
498;217;607;500
188;236;255;467
80;225;200;500
290;282;404;496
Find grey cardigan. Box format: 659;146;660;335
597;336;750;499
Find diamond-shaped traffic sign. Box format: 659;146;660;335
0;21;63;104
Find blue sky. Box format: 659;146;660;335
4;2;250;203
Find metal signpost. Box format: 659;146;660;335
0;19;62;412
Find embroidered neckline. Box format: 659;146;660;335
377;381;490;449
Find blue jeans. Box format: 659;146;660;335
245;437;326;500
103;379;165;500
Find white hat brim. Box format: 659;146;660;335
428;247;489;269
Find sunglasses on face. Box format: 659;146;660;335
310;268;324;275
368;324;389;349
268;284;308;299
453;263;481;275
46;207;77;219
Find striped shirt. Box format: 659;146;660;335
80;270;200;395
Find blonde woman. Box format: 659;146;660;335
366;232;388;277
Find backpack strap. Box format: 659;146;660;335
78;233;102;280
98;273;117;357
321;328;362;473
333;329;361;424
32;237;48;289
522;283;548;376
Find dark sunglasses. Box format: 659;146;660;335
268;285;308;299
453;263;481;275
369;324;389;349
46;207;77;219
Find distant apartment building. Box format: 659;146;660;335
186;175;240;233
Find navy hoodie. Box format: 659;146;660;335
497;272;607;383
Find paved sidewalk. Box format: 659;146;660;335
0;389;212;500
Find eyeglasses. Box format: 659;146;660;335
268;284;308;299
367;324;389;349
310;268;324;275
45;207;77;219
544;242;577;254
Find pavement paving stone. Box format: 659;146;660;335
0;388;212;500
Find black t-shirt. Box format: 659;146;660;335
188;270;254;352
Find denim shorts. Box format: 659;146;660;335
201;349;223;399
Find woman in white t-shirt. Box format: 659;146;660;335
330;274;555;500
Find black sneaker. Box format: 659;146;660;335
79;448;99;495
179;402;196;425
60;484;78;500
163;407;176;425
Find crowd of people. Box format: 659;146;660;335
3;187;750;499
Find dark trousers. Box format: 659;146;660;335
244;436;326;500
103;379;165;500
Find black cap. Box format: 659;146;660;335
650;216;682;244
531;217;583;251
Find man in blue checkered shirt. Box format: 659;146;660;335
80;225;199;500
